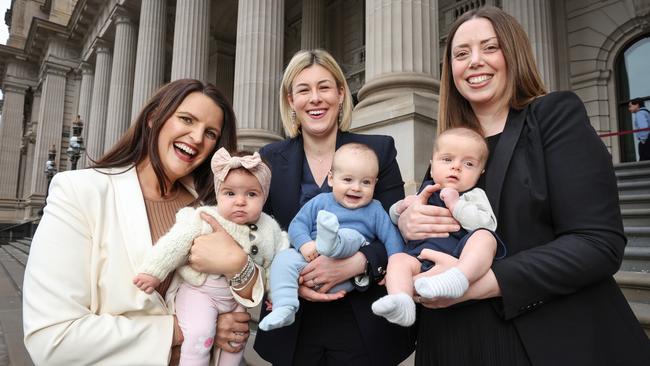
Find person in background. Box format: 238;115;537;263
252;49;417;365
396;6;650;365
629;97;650;161
23;79;256;365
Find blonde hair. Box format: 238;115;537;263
279;49;353;137
438;5;546;135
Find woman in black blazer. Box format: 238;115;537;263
397;6;650;365
253;49;416;365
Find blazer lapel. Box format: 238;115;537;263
111;167;154;272
274;137;304;228
486;106;528;218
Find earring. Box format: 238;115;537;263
338;103;343;124
290;109;296;126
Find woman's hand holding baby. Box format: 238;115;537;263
398;184;460;240
414;249;501;309
189;212;248;279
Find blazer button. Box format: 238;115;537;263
251;245;258;255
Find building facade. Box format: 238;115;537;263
0;0;649;224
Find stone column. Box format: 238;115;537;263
0;83;27;201
171;0;210;81
104;13;138;150
502;0;556;91
232;0;285;149
209;40;236;103
132;0;167;119
22;91;40;202
28;64;67;202
354;0;439;193
76;64;93;169
86;42;112;161
301;0;325;49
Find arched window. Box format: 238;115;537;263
615;36;650;162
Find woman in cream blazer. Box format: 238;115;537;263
23;80;261;365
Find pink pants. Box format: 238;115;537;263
176;275;245;366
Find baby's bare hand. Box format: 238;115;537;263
299;241;319;262
133;273;160;294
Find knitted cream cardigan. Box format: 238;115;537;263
138;206;289;290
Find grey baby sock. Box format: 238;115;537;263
414;267;469;299
315;210;339;256
258;305;297;331
371;293;416;327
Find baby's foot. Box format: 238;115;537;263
371;293;416;327
316;210;339;256
258;305;297;331
414;267;469;299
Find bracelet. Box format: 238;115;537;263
229;256;255;290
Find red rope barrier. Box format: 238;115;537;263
598;127;650;138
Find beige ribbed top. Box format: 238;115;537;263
143;186;195;296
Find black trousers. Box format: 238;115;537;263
639;140;650;161
291;298;372;366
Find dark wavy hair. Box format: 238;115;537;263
92;79;237;203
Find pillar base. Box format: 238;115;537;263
237;129;284;151
0;198;24;223
353;92;438;194
23;195;45;220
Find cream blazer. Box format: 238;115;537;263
22;167;263;365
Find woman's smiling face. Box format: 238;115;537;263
156;91;223;183
288;64;343;138
450;17;508;110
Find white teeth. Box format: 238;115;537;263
308;110;325;116
174;142;197;156
468;75;492;84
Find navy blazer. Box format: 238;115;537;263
254;132;416;365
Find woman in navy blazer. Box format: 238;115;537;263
397;6;650;365
253;50;417;365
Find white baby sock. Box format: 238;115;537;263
414;267;469;299
315;210;340;256
258;305;297;331
371;293;416;327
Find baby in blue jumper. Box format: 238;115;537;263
259;143;404;331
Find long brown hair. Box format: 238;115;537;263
93;79;237;203
438;5;546;134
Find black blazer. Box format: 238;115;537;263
482;91;648;364
254;132;416;365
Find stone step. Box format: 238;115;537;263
615;271;650;304
2;245;28;267
9;241;30;255
618;181;650;195
621;245;650;272
619;194;650;210
616;168;650;183
15;238;32;247
614;160;650;172
629;302;650;338
626;226;650;238
621;208;650;227
0;246;26;294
